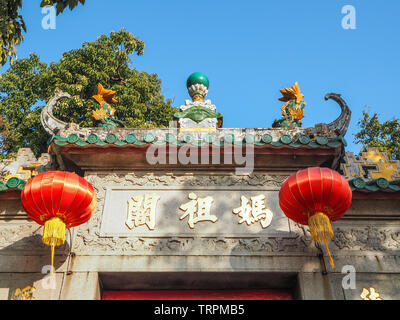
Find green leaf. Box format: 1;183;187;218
0;30;177;158
354;110;400;160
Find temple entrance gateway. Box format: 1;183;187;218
1;74;399;300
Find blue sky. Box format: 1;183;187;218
5;0;400;153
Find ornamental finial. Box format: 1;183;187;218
186;72;209;102
273;82;306;128
91;83;124;128
173;73;222;129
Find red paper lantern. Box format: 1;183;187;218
21;171;96;272
279;167;352;268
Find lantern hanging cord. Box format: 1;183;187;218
308;212;335;269
315;242;328;275
33;225;43;235
58;228;74;300
66;228;73;273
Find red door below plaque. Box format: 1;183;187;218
102;289;293;300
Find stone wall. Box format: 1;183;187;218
1;170;399;300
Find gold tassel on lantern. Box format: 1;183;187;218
308;212;335;268
42;217;66;276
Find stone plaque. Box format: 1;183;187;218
100;186;292;237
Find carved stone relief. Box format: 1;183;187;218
72;173;400;257
74;172;309;255
331;226;400;253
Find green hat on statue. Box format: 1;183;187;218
187;72;209;102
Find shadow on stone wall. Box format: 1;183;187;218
0;233;70;299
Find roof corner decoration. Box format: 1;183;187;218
41;91;72;136
41;84;125;138
91;83;124;128
273;82;306;128
341;147;400;193
0;148;52;196
317;93;352;137
174;73;223;130
271;82;351;139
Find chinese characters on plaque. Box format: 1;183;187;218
179;193;218;229
126;193;160;230
360;287;383;300
126;192;274;231
233;195;273;229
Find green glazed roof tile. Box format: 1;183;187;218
244;134;255;144
144;133;155;143
17;182;26;190
153;141;166;146
0;178;27;193
95;140;107;146
350;178;366;189
50;133;348;152
76;140;89;147
134;141;147;146
165;133;176;143
280;135;292;144
54;140;70;146
6;177;21;189
105;133;118;144
316;136;329;145
67;134;80;144
376;178;390;189
114;140;127;146
308;142;320;148
298;135;310;145
87;134;99;144
261;134;273;144
327;141;343;148
349;178;400;193
125;134;137;144
183;134;194;143
389;184;400;191
365;185;380;192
